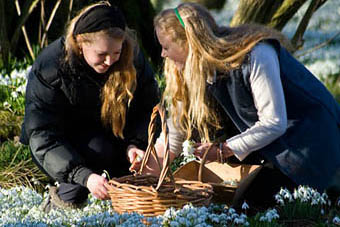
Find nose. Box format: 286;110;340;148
104;55;115;65
161;49;167;58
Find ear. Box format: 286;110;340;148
75;35;83;43
75;36;83;55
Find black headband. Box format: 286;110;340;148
73;4;126;35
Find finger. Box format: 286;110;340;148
93;192;102;200
129;159;142;172
193;143;201;148
101;187;109;198
128;150;136;163
135;150;145;160
193;149;203;158
96;188;108;200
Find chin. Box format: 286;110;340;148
175;63;184;71
95;67;109;74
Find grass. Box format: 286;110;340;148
0;140;48;193
321;73;340;103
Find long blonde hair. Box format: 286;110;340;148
154;2;289;142
65;1;137;138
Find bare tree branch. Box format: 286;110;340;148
67;0;74;23
14;0;35;61
10;0;39;52
41;0;62;48
295;30;340;58
38;0;46;45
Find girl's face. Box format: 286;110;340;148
79;34;123;74
156;28;188;70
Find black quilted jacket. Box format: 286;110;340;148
20;37;160;186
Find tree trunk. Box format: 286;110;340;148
150;0;165;13
269;0;308;30
230;0;311;31
0;0;10;67
230;0;329;52
230;0;283;27
182;0;227;10
115;0;162;69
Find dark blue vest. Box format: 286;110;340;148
208;40;340;192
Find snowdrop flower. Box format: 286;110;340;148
170;220;180;226
233;217;245;224
241;201;249;210
333;216;340;224
30;177;41;185
3;101;11;109
321;208;325;215
187;211;198;220
197;216;207;223
11;91;18;98
259;209;279;222
16;84;27;94
209;213;220;223
182;140;195;156
163;207;177;219
228;207;236;214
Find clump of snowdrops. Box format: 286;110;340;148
2;185;340;226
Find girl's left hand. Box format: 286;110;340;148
194;142;219;163
194;142;233;163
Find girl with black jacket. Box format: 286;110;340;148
20;1;159;211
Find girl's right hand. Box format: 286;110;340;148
127;145;145;172
86;173;110;200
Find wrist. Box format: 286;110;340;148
126;144;137;162
219;142;231;162
126;144;137;153
74;167;94;187
217;143;224;164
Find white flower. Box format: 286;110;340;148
333;216;340;224
233;217;245;224
228;207;236;214
182;140;195;156
241;201;249;210
11;91;18;98
170;220;180;226
3;101;11;108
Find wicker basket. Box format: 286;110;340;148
174;150;261;204
105;104;213;217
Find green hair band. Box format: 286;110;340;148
174;7;185;28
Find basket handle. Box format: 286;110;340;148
138;103;176;191
198;143;215;182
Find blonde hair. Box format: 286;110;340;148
155;2;289;142
65;1;137;138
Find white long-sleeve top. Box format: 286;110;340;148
227;42;287;161
158;42;288;159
